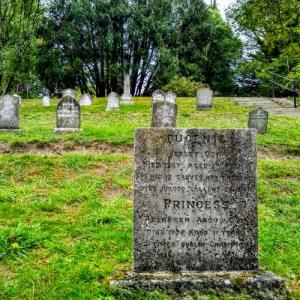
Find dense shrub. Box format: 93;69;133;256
163;76;205;97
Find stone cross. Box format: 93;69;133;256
196;88;213;110
134;128;258;272
121;75;133;104
248;107;268;134
106;92;119;111
54;95;81;133
0;95;20;131
80;93;92;106
151;90;177;127
62;89;76;98
42;96;51;107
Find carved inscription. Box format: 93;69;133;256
134;128;258;272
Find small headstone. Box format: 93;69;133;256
80;93;92;106
152;91;177;127
106;92;119;111
0;95;20;131
134;128;258;272
196;88;213;110
120;75;133;104
13;94;22;104
42;96;51;107
152;90;165;104
62;89;76;98
165;91;176;104
54;95;81;133
248;107;268;134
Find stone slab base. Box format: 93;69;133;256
0;129;21;132
111;271;286;299
53;128;82;134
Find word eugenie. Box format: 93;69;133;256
167;133;226;144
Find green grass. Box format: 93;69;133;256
0;97;299;299
0;97;300;154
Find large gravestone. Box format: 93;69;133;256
134;128;257;272
112;128;286;298
0;95;20;131
80;93;92;106
62;89;76;98
106;92;119;111
42;96;51;107
196;88;213;110
248;107;268;134
54;95;81;133
121;75;133;104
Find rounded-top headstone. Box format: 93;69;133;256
80;93;92;106
248;107;268;134
62;89;76;98
42;96;51;107
13;94;22;104
106;92;119;111
165;91;176;104
196;88;213;110
152;90;165;104
0;95;20;130
54;95;81;133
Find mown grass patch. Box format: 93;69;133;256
0;153;299;298
0;97;299;155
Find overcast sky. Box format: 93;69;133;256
204;0;235;18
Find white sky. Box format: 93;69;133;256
204;0;235;18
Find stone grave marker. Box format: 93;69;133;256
248;107;268;134
13;94;22;104
0;95;20;131
42;96;51;107
62;89;76;98
165;91;176;104
196;88;213;110
106;92;119;111
54;95;81;133
112;128;286;298
121;75;133;104
152;90;165;104
80;93;92;106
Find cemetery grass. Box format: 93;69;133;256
0;98;299;299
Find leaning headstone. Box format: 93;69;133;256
42;96;51;107
151;91;177;127
120;75;133;104
112;128;286;299
62;89;76;98
54;95;81;133
248;107;268;134
152;90;165;104
13;94;22;104
106;92;119;111
0;95;20;131
79;93;92;106
196;88;213;110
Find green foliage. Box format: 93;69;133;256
163;76;205;97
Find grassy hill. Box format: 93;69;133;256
0;97;299;299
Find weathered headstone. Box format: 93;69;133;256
13;94;22;104
62;89;76;98
106;92;119;111
112;128;286;298
54;95;81;133
121;75;133;104
196;88;213;110
152;90;165;104
42;96;51;107
80;93;92;106
134;128;258;272
0;95;20;131
165;91;176;104
248;107;268;134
